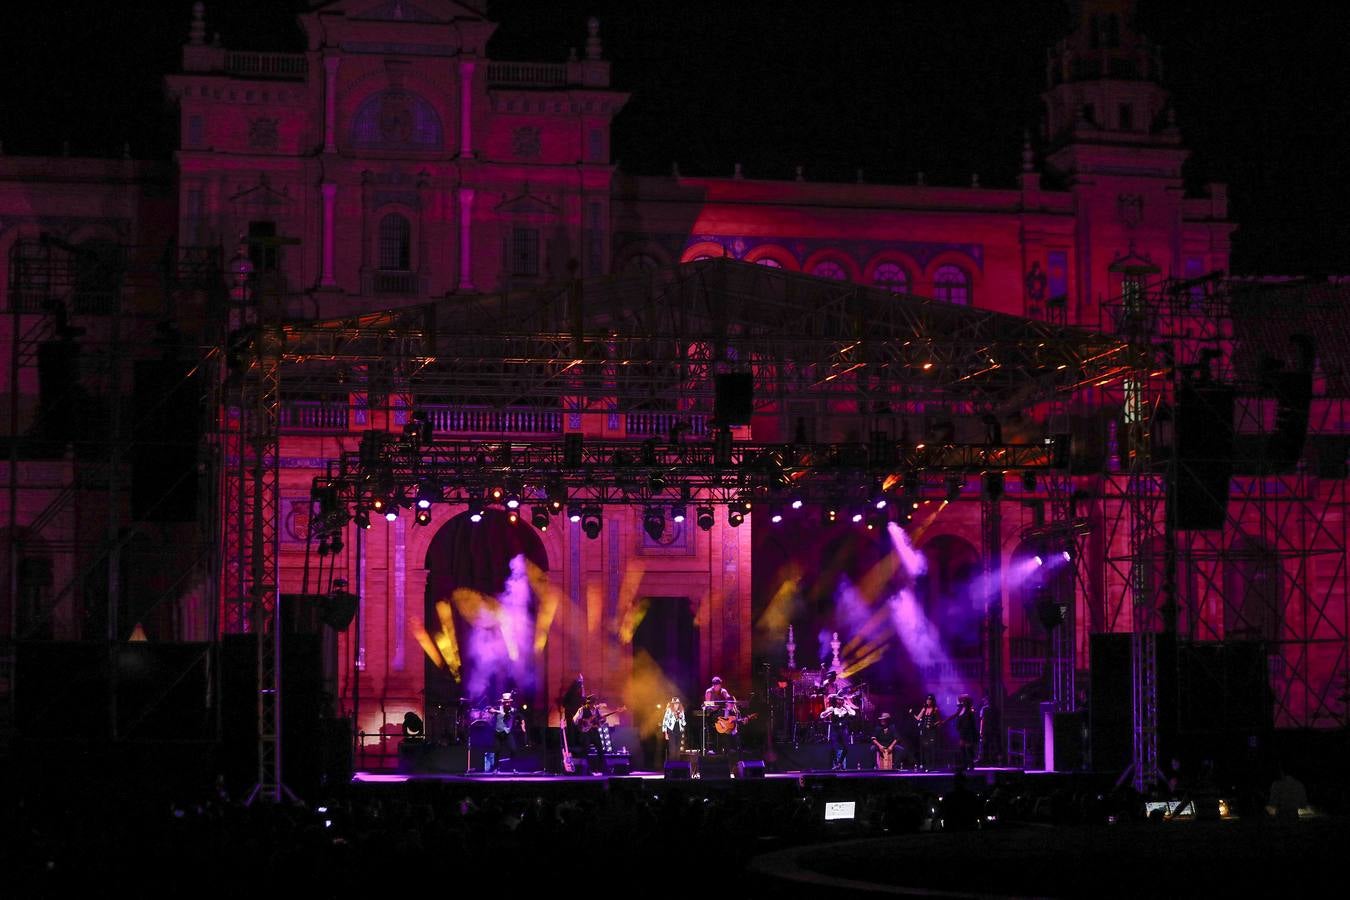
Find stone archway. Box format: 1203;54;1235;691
422;509;549;726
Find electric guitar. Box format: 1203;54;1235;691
576;706;627;733
715;712;758;734
560;705;575;774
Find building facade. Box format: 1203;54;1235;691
3;1;1346;748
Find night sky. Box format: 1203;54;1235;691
3;0;1347;274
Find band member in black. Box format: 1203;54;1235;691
953;694;979;771
871;712;901;770
977;694;1001;765
486;691;520;773
912;693;942;771
819;693;856;771
661;697;686;764
571;695;609;774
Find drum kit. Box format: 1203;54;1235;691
788;670;870;744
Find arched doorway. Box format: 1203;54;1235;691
423;510;549;736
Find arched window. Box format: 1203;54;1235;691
811;260;847;280
378;214;411;271
933;265;971;305
622;253;661;274
873;262;908;293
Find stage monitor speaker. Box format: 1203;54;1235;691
1173;385;1234;530
714;372;753;425
736;759;766;779
664;760;692;780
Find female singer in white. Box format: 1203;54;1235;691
660;697;686;763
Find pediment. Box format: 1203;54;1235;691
228;175;294;210
494;191;560;218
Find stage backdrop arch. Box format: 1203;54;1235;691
423;509;550;732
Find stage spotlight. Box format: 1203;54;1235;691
414;508;432;526
354;509;371;530
1033;555;1044;567
770;504;784;524
402;711;424;741
415;480;439;509
982;471;1005;500
871;482;888;509
1061;549;1073;563
945;476;964;502
790;495;804;510
488;485;504;503
1021;471;1037;492
532;505;550;529
384;507;399;522
504;485;521;510
824;505;839;524
850;509;864;524
547;480;566;512
468;500;484;523
696;506;715;531
728;507;745;527
581;508;603;540
371;497;386;512
567;504;583;523
648;473;667;493
671;504;687;524
643;506;665;541
866;512;886;531
507;508;520;525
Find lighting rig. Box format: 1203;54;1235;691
309;425;1069;536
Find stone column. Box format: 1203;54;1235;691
457;187;475;291
320;181;338;287
458;59;476;157
324;56;341;154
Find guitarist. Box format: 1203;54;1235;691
871;712;901;771
702;676;738;756
570;694;609;774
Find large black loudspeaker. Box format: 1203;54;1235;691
1088;633;1177;774
1088;634;1133;774
714;372;753;426
221;634;343;799
1268;370;1313;472
1173;385;1234;530
36;340;80;442
1177;642;1272;734
132;359;202;521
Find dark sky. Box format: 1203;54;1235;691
3;1;1347;274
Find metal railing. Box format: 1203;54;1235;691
224;51;308;80
424;405;563;435
279;400;349;431
624;411;709;437
486;61;568;88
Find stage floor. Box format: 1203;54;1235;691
353;765;1040;786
